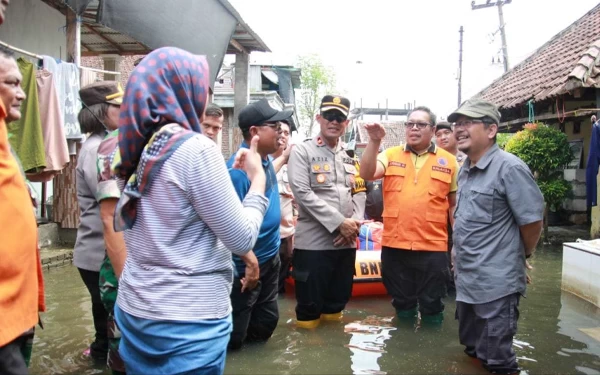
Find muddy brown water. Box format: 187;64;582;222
31;246;600;374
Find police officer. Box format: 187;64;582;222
288;95;361;329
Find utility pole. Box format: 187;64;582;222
472;0;511;72
458;26;464;107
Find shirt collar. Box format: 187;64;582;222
464;144;500;171
404;142;437;155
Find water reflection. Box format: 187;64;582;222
344;316;395;375
31;247;600;375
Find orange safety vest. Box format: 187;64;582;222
381;145;456;251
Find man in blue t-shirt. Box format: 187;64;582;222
226;99;293;350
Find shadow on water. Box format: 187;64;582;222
31;245;600;375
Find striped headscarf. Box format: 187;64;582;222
112;47;209;230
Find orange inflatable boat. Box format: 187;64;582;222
285;249;386;297
352;250;386;297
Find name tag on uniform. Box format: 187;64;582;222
389;161;406;168
432;166;451;174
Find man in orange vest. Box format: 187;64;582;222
360;106;457;324
0;43;46;374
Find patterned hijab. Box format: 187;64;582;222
112;47;209;230
114;47;209;180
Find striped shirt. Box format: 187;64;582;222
116;134;268;321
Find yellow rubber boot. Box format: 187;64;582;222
296;318;320;329
320;312;343;321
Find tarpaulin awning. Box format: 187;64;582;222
97;0;237;88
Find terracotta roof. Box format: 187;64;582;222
475;3;600;108
355;121;407;149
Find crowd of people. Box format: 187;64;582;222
0;3;544;374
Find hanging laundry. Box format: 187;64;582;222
586;120;600;207
7;57;46;173
26;69;70;182
42;56;82;139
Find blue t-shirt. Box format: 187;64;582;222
226;143;281;275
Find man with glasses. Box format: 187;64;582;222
435;121;466;167
449;99;543;374
360;106;457;325
288;95;362;329
226;99;293;350
270;119;297;294
435;120;465;294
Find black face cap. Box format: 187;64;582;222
320;95;351;116
238;99;293;130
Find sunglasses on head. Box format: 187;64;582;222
322;112;347;123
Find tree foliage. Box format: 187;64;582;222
297;54;336;138
504;123;574;239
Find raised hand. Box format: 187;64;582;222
233;135;264;180
364;123;386;142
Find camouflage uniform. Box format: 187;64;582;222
96;130;126;375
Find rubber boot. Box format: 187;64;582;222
296;318;320;329
395;307;417;319
421;312;444;325
321;312;343;321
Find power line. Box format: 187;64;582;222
472;0;512;73
458;26;464;107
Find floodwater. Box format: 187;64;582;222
31;246;600;375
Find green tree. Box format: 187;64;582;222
504;123;573;240
297;54;336;137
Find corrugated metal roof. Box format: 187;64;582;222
475;3;600;109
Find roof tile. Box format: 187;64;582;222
476;4;600;108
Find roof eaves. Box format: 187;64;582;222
217;0;271;53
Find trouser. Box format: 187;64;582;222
228;255;280;350
278;236;294;293
99;254;126;374
292;248;356;321
381;247;449;316
78;267;109;359
0;328;35;375
456;293;521;374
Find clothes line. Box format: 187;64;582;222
0;40;121;75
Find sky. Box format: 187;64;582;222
227;0;600;121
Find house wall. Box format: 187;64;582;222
507;97;596;226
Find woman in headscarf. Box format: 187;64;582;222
112;47;267;375
74;81;123;361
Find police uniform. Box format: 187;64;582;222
287;95;360;327
351;154;367;220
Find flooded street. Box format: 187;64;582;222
31;246;600;375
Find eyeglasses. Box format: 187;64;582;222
259;122;282;131
322;112;347;123
452;119;488;129
404;122;431;129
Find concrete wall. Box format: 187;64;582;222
0;0;67;59
563;169;588;225
562;242;600;308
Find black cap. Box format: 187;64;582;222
435;121;452;132
238;99;293;129
320;95;351;116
